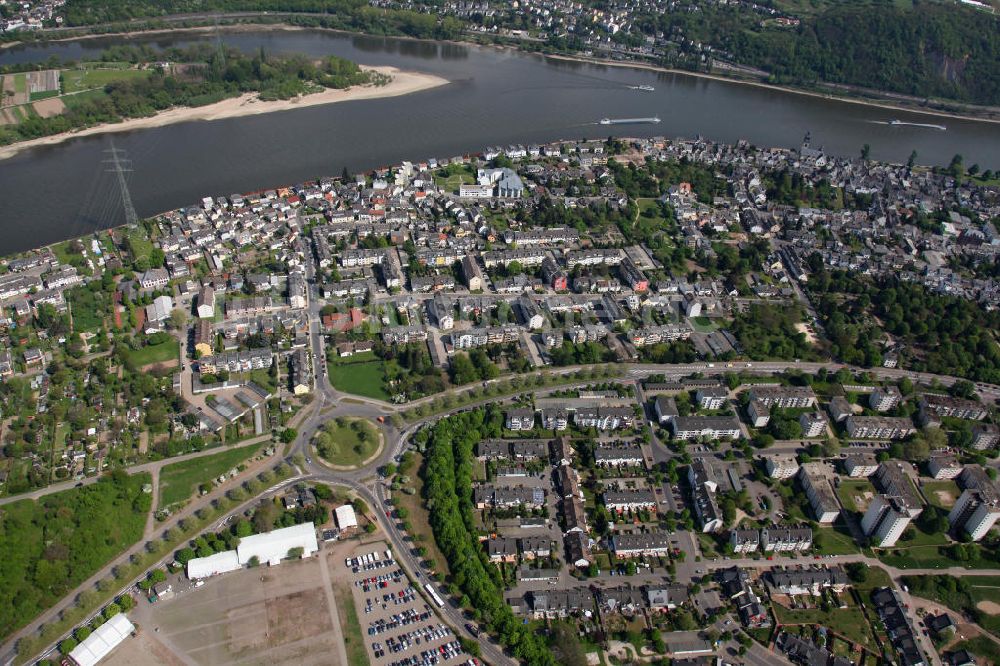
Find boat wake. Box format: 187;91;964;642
871;119;947;131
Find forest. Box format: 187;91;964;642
0;45;379;146
634;2;1000;106
0;470;151;640
806;263;1000;382
418;407;557;665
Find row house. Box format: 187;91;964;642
197;348;273;374
594;444;644;466
574;406;634;431
609;530;671;558
603;489;656;513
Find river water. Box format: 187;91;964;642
1;29;998;255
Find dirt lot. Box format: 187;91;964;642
32;97;66;118
116;556;347;666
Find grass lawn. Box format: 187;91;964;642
334;580;370;666
836;479;876;514
393;453;451;579
815;524;860;555
922;479;961;509
13;72;26;94
29;89;60;102
690;316;720;333
950;636;1000;664
158;445;259;507
771;603;875;650
314;418;381;468
126;229;154;263
329;356;390;401
125;339;179;367
61;67;150;94
67;285;110;333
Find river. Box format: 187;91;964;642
1;28;998;255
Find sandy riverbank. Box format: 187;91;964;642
0;65;448;160
544;53;1000;126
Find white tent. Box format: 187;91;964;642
186;550;241;580
237;522;318;566
335;504;358;530
69;613;134;666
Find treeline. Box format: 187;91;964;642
0;470;151;640
808;264;1000;382
0;45;377;146
636;2;1000;106
62;0;463;40
420;407;557;665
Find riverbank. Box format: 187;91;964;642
0;65;448;161
544;53;1000;126
5;18;1000;125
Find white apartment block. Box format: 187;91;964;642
949;489;1000;541
861;495;912;548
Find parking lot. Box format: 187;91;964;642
343;541;478;666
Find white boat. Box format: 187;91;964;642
599;117;660;125
629;84;655;92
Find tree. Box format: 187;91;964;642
907;150;918;168
169;308;187;329
287;546;305;559
279;427;298;444
861;144;871;161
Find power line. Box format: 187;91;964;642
104;138;138;229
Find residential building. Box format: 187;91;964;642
486;537;519;563
594;444;643;467
846;415;916;439
870;386;902;412
764;454;799;480
760;527;812;553
927;454;962;480
747;386;816;409
827;396;853;423
767;566;848;595
609;531;672;558
844;454;879;477
949;488;1000;541
798;463;840;524
971;423;1000;451
873;463;924;517
505;408;535;431
670;415;743;441
695;386;728;410
918;394;988;424
862;495;913;547
747;399;770;427
872;588;925;666
603;489;657;513
730;529;760;554
688;460;724;533
798;412;827;438
197;286;216;318
654;395;679;424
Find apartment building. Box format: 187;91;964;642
761;527;813;553
763;454;799;480
505;408;536;431
670;415;743;441
695;387;729;410
949;488;1000;541
918;394;988;424
843;453;879;478
873;463;924;517
798;412;827;438
609;531;672;558
798;463;840;524
845;415;916;440
869;386;902;412
730;529;760;554
747;386;817;409
862;495;913;547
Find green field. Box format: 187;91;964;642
836;479;876;514
67;285;110;333
814;524;860;555
313;418;381;468
922;480;961;509
949;636;1000;663
29;89;60;102
125;339;179;367
158;445;260;507
13;72;26;94
329;356;390;400
61;67;151;94
126;229;155;262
